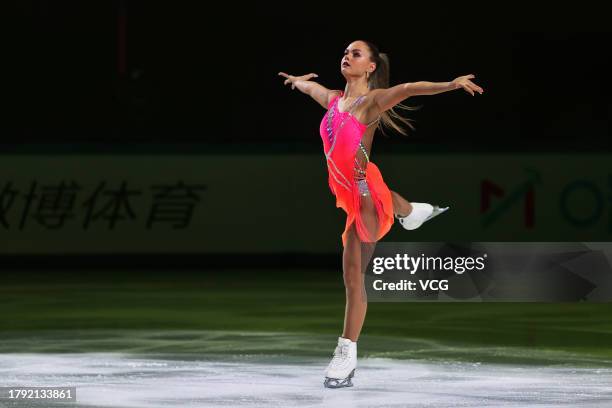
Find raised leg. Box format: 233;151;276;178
390;190;413;217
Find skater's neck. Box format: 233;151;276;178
343;78;370;99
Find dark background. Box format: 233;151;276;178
5;2;612;151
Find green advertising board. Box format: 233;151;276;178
1;153;610;253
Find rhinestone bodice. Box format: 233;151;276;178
321;93;371;186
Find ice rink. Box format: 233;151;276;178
1;330;612;408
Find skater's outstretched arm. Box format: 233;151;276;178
371;74;484;113
278;72;340;109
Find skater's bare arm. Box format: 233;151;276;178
278;72;339;109
371;74;484;113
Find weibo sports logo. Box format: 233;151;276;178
480;168;541;228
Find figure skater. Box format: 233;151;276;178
278;40;483;388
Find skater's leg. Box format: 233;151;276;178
326;196;378;388
342;195;378;342
342;223;367;343
390;190;413;217
359;195;379;280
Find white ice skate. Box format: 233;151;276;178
324;336;357;388
396;202;449;230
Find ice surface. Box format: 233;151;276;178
1;352;611;408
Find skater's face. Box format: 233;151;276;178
341;41;376;79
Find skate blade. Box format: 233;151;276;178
324;369;355;389
424;205;449;222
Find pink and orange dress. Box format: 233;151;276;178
319;91;395;247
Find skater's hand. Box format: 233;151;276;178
451;74;484;96
278;72;318;90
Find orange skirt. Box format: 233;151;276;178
330;161;395;248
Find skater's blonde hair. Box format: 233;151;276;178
362;40;422;138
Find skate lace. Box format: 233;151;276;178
330;344;350;367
